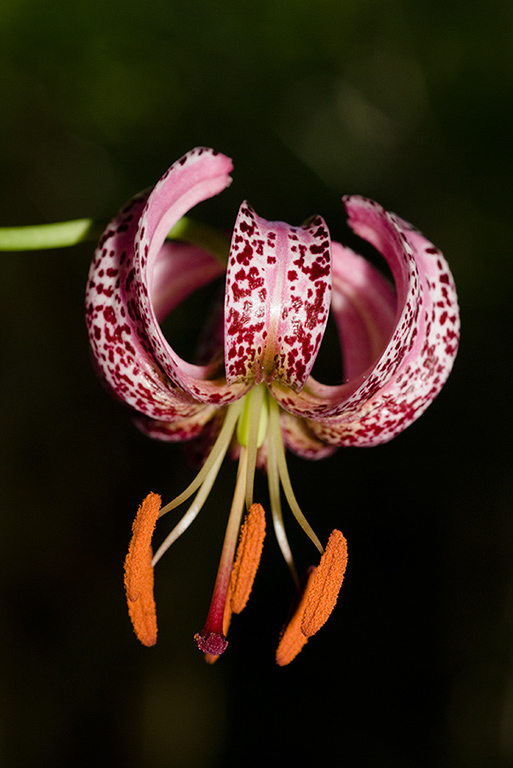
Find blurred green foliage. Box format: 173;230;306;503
0;1;512;766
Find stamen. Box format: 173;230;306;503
275;529;348;665
124;492;161;646
267;428;299;585
275;567;316;667
301;529;348;637
152;446;225;566
158;399;243;520
152;399;244;567
268;397;323;554
230;503;266;614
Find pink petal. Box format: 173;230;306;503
132;148;247;405
272;197;460;446
86;148;244;424
224;202;332;391
280;411;337;460
330;242;396;381
86;191;200;422
151;240;225;324
133;405;219;442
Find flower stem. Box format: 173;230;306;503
0;219;104;251
0;215;230;260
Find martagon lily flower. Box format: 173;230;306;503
85;147;459;665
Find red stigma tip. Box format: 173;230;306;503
194;631;229;656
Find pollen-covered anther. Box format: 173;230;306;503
123;492;161;647
301;528;348;637
275;567;316;667
275;529;348;666
230;503;266;614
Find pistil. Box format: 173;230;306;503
195;385;270;657
203;502;267;664
194;448;248;655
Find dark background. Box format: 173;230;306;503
1;0;512;766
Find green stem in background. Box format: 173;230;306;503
0;219;104;251
0;216;230;262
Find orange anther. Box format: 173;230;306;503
229;503;266;614
123;492;161;646
276;529;348;666
301;529;348;638
275;567;316;667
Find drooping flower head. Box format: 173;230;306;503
86;147;459;664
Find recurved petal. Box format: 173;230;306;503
86;148;242;423
272;197;459;446
280;410;337;460
133;405;219;442
86;191;199;422
224;202;332;392
330;241;397;381
132;149;248;406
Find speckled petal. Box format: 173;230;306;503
224;202;332;391
271;196;459;446
330;241;396;381
280;410;337;459
132;149;248;407
86;148;242;424
87;192;198;421
133;405;219;442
